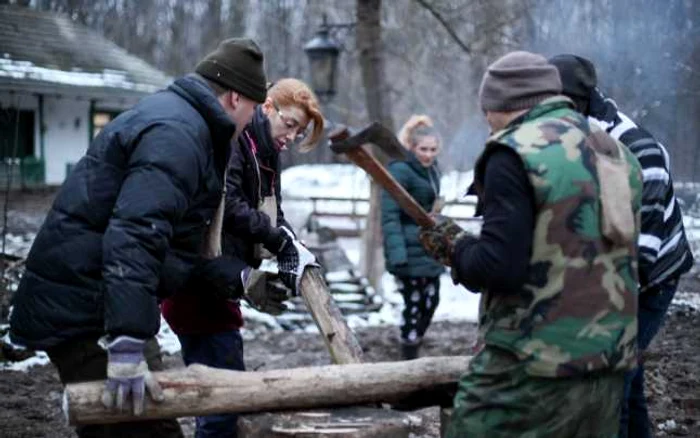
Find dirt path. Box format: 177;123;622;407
0;189;698;437
1;308;698;437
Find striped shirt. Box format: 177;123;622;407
589;89;694;292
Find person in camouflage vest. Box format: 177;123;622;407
419;51;643;437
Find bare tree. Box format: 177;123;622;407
356;0;394;290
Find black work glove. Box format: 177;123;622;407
262;227;293;255
418;214;468;267
189;256;247;300
242;268;290;316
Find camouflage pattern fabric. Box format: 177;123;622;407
445;346;624;438
473;96;643;378
418;214;469;267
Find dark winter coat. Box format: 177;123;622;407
381;153;445;278
10;75;235;350
223;106;290;267
161;107;291;335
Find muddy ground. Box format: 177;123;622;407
0;190;699;438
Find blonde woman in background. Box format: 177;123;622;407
381;115;445;360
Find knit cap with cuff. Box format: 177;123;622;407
479;51;562;112
195;38;267;103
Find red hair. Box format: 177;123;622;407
268;78;325;152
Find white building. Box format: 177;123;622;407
0;4;171;187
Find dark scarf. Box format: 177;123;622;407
249;106;276;161
587;88;622;127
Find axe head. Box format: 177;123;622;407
329;122;407;160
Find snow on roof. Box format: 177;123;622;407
0;5;171;95
0;57;157;93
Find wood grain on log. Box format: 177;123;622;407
299;267;364;364
64;356;470;425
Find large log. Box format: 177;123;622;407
299;267;364;364
64;356;470;425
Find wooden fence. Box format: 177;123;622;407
287;195;481;238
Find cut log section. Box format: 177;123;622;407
299;267;364;364
64;356;471;425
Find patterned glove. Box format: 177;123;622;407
263;227;294;255
276;227;318;296
99;336;164;415
419;214;467;267
242;268;290;315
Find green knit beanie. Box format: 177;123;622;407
195;38;267;103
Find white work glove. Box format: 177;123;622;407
99;335;164;416
275;226;318;296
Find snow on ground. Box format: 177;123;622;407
281;164;479;239
0;163;699;365
2;232;35;260
338;237;481;325
281;164;474;202
0;325;50;371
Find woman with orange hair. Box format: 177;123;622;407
381;115;445;360
161;78;324;437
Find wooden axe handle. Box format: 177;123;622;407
346;146;436;228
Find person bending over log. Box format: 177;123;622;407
10;38;268;438
161;77;324;438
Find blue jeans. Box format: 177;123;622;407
619;277;679;438
178;330;245;438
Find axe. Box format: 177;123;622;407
329;122;437;228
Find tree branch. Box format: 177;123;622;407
413;0;472;55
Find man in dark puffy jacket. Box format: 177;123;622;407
9;38;267;438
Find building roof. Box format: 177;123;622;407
0;5;172;98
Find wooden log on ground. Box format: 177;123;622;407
299;266;363;364
64;356;471;425
238;407;417;438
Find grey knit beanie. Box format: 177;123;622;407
478;51;562;112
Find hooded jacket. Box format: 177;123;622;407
381;152;445;278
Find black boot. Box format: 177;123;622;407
400;341;420;360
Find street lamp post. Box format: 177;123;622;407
303;15;355;103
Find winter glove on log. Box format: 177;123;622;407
263;227;294;255
99;336;164;416
419;214;468;267
189;255;246;300
276;226;318;296
242;268;290;315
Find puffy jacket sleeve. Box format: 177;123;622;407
381;161;410;269
156;250;198;299
224;139;285;250
102;123;201;339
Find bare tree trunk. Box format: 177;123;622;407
356;0;394;292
